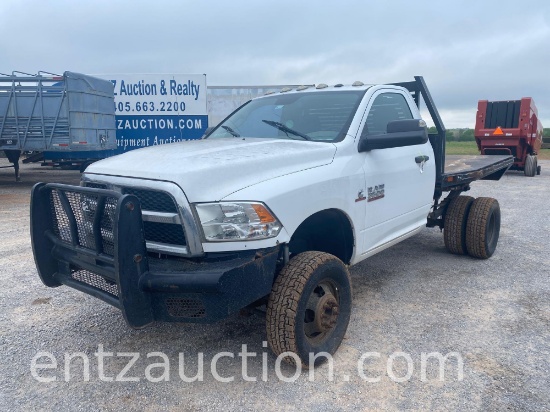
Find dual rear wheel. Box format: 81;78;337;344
444;196;501;259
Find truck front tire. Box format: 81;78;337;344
444;195;474;255
465;197;501;259
266;251;352;368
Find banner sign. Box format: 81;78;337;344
101;74;208;154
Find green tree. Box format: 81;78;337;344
445;130;456;141
459;129;475;142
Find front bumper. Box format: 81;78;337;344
30;183;280;327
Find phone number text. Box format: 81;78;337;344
115;101;186;113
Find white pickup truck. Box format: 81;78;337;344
31;77;513;367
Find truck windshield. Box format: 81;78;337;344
207;90;366;142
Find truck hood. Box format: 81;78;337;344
85;138;337;202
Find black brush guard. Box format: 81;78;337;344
30;183;279;328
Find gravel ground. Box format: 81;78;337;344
1;159;549;411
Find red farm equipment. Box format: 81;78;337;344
474;98;543;177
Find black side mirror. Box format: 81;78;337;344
358;119;428;152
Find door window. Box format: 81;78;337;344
362;93;413;137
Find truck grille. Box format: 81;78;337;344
143;221;186;245
84;182;188;253
121;187;187;248
122;187;178;213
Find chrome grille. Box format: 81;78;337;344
122;187;177;213
85;182;108;189
143;221;187;246
84;181;189;254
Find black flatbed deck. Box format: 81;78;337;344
440;155;513;190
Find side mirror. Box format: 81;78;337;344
358;119;428;152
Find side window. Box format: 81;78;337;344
361;93;413;137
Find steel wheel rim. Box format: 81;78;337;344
303;279;340;345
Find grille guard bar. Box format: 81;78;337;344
31;182;154;328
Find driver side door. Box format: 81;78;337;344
359;90;435;255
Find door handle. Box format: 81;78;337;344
415;155;429;164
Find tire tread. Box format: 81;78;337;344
266;251;350;366
465;197;499;259
444;195;474;255
525;155;536;177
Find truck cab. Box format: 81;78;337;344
81;82;435;264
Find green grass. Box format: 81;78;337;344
445;141;550;160
445;141;480;155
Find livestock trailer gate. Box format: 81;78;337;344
0;71;116;180
474;98;543;177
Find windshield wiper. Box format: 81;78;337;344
262;120;311;141
221;125;240;137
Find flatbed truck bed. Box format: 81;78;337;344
441;154;513;189
424;153;512;229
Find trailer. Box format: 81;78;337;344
474;97;543;176
0;71;116;180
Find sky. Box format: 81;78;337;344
1;0;549;128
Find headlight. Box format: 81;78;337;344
194;202;282;241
